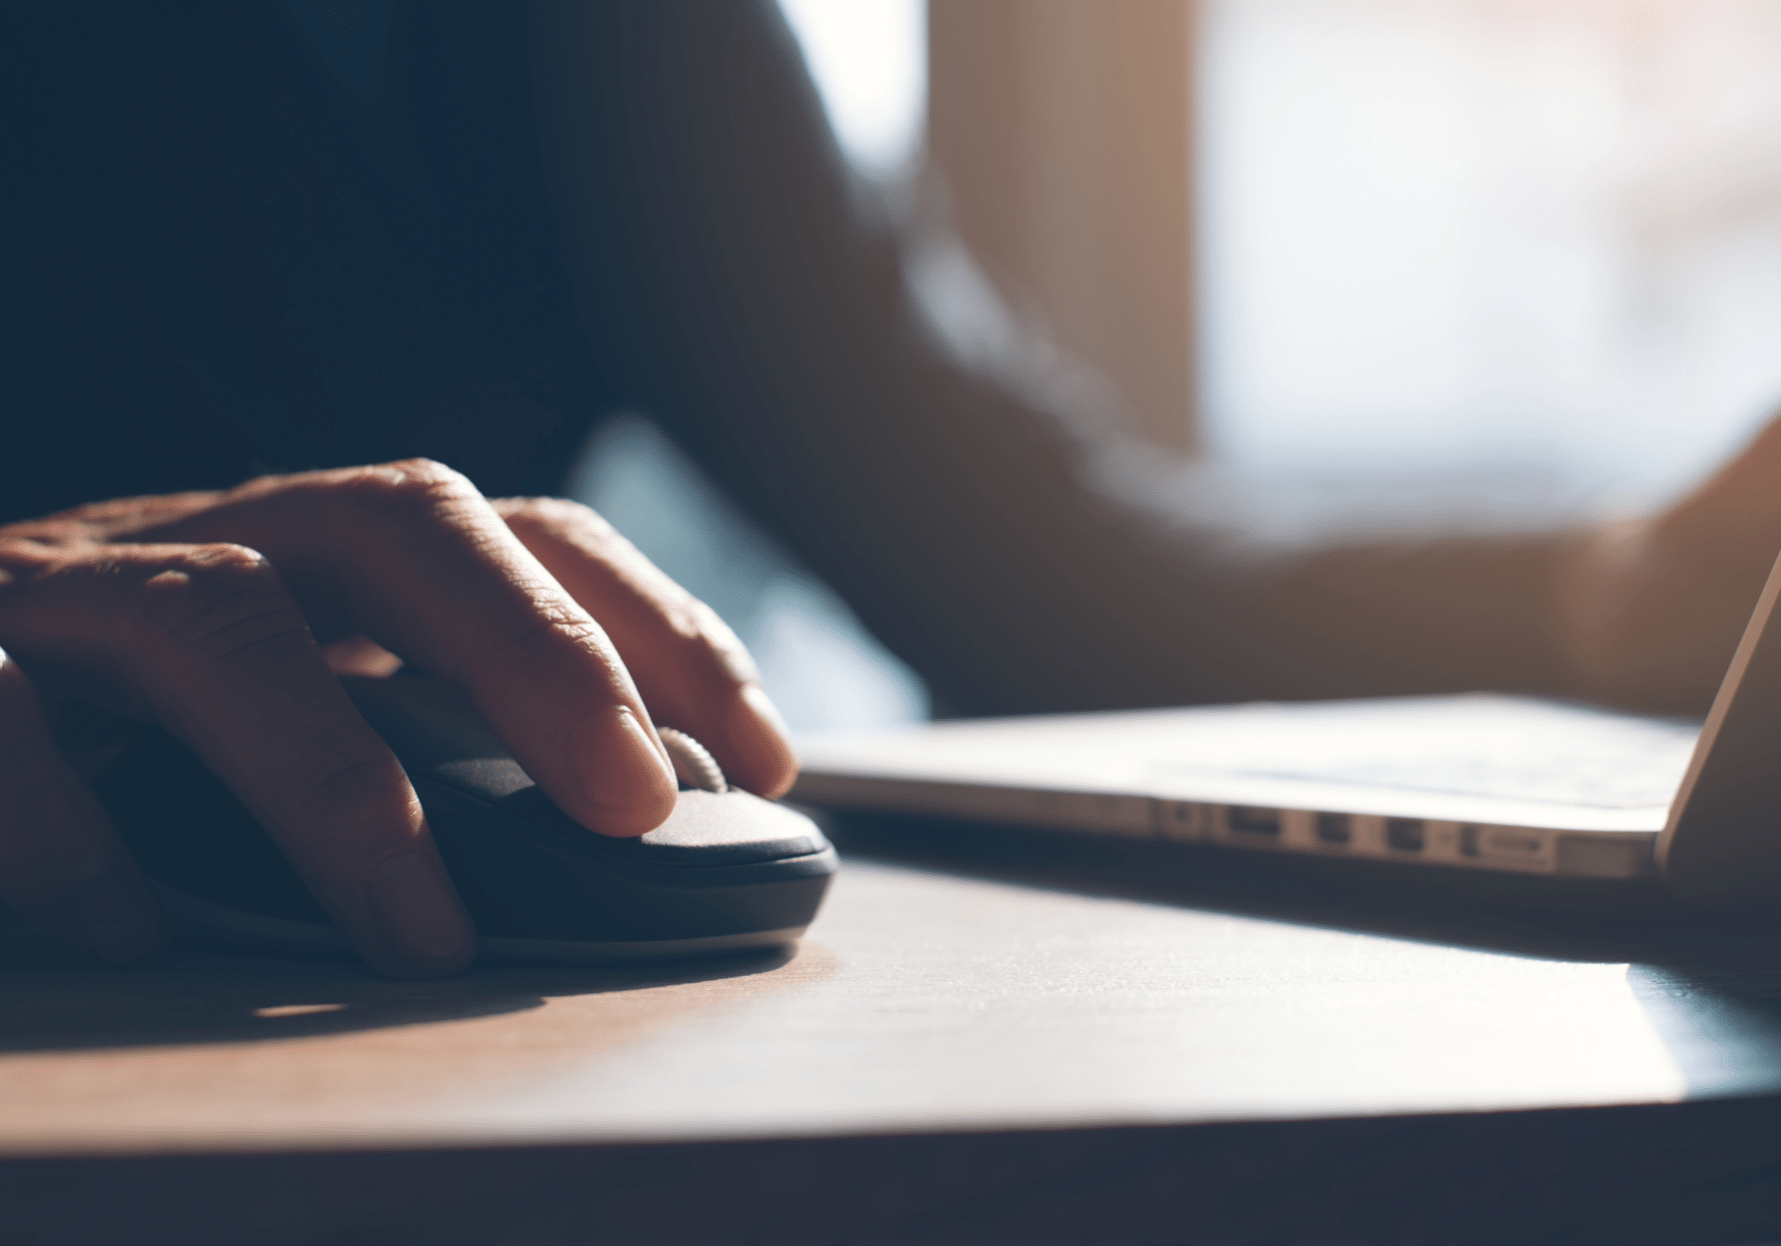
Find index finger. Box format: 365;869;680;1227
493;497;799;798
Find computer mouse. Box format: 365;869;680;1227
90;674;837;964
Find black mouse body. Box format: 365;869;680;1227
93;675;837;964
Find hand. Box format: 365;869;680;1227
1556;415;1781;715
0;460;797;977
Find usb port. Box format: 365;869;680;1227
1386;818;1426;852
1226;805;1281;836
1315;813;1352;846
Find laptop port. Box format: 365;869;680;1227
1386;818;1425;852
1459;824;1481;857
1161;801;1206;841
1225;805;1281;836
1483;828;1545;856
1315;813;1352;845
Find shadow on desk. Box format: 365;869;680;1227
827;811;1781;1102
8;818;1781;1242
820;811;1781;956
0;913;796;1055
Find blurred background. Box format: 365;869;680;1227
577;0;1781;732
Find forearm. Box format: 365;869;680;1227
660;371;1582;714
532;0;1582;714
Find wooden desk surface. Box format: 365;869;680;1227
9;821;1781;1242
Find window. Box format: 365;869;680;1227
1201;0;1781;503
777;0;927;178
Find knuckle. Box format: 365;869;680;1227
376;457;469;492
667;600;758;685
141;543;273;597
132;545;302;659
501;495;614;538
659;604;717;658
331;459;479;521
279;730;404;827
488;610;608;677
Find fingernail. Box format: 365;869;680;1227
79;877;161;965
571;705;677;826
367;849;472;964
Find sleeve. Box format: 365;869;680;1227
528;0;1574;715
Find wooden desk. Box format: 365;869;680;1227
7;819;1781;1244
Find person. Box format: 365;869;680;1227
3;0;1777;978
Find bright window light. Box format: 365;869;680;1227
1200;0;1781;503
777;0;926;176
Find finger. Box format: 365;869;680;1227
131;461;680;837
0;647;162;964
4;490;225;545
493;497;799;798
0;543;475;978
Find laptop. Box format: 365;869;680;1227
791;553;1781;906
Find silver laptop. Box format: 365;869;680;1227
792;554;1781;906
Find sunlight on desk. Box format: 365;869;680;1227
0;857;1713;1158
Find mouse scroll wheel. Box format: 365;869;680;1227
657;728;727;793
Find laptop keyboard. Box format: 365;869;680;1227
1235;743;1692;809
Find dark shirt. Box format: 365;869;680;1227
1;0;1566;714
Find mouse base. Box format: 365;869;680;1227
153;884;810;966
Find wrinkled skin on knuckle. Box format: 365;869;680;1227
132;545;307;663
486;609;616;685
647;600;757;696
684;599;759;686
327;459;482;525
496;496;665;581
496;495;571;527
279;732;414;844
501;496;622;546
491;496;754;679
